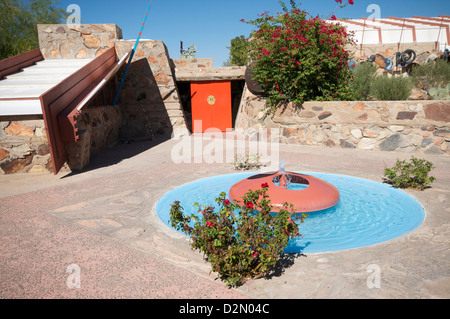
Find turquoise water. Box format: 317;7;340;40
155;172;425;253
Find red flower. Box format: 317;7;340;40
330;15;337;20
246;202;254;209
223;199;230;206
251;251;258;258
261;182;269;188
206;221;213;227
348;0;354;4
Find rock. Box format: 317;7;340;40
299;111;316;118
358;138;377;150
408;134;422;146
424;144;443;154
37;144;50;156
388;125;404;132
379;133;402;151
95;48;109;57
318;112;332;120
155;72;170;85
51;48;59;58
396;111;417;120
423;103;450;122
0;148;10;161
350;129;362;139
363;130;378;138
82;34;101;49
356;113;368;121
76;49;87;58
433;129;450;140
60;40;71;59
353;102;365;111
0;152;35;174
340;140;356;149
5;122;34;137
314;131;325;143
56;26;66;33
324;139;336;147
421;138;433;148
408;87;430;100
283;128;297;138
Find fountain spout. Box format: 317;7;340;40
279;159;291;189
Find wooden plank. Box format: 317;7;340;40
57;59;121;143
40;47;117;174
387;17;450;45
361;17;417;42
0;48;43;79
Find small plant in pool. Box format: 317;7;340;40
169;184;306;287
384;156;436;191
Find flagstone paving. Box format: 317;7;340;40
1;137;449;298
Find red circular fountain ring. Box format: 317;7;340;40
229;171;340;213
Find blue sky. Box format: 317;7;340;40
57;0;450;66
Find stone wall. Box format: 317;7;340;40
65;105;122;171
38;24;123;59
0;117;53;174
0;104;122;174
115;40;189;138
236;86;450;155
172;58;214;70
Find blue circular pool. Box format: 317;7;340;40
155;172;425;253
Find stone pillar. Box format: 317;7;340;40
115;40;189;139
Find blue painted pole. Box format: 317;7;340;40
113;2;152;107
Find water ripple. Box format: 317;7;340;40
155;172;425;253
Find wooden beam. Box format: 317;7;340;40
413;16;450;23
387;17;450;44
361;17;417;42
0;49;43;79
40;47;117;174
337;19;383;44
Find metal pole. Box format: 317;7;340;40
113;2;152;107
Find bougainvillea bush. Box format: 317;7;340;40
169;184;306;287
244;1;355;113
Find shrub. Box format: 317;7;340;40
410;59;450;94
350;62;377;100
244;2;355;113
169;186;306;287
232;153;262;170
384;156;436;190
369;75;413;101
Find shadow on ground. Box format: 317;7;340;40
265;253;307;280
62;136;170;178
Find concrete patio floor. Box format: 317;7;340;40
0;136;449;299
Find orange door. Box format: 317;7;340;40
190;81;232;132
